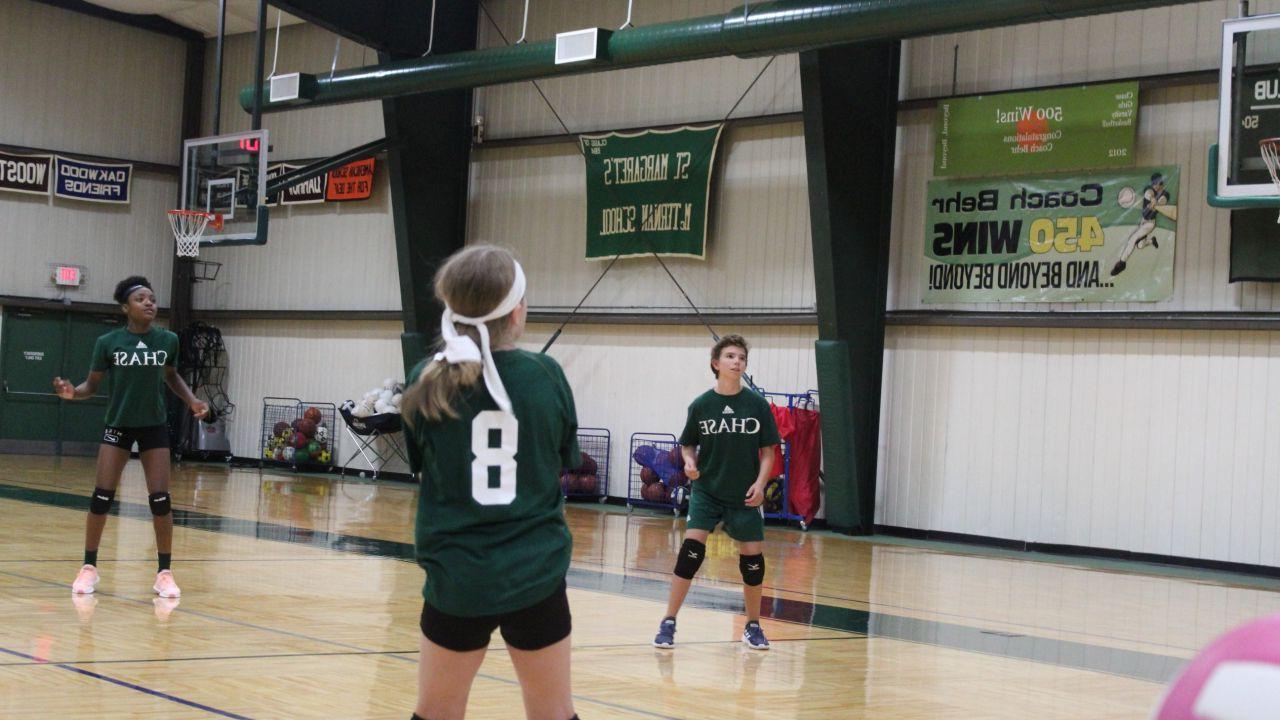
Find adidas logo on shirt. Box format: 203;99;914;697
136;341;148;349
722;405;734;414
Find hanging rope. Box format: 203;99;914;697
476;2;778;354
267;9;282;79
421;0;438;56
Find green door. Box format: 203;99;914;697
0;309;66;453
0;308;119;455
61;313;118;451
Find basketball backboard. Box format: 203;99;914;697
1218;13;1280;199
181;129;269;245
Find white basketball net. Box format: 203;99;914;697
1260;138;1280;223
167;210;214;257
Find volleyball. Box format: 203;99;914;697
1154;613;1280;719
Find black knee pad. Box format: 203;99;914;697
89;487;115;515
672;538;706;580
739;553;765;587
148;491;172;517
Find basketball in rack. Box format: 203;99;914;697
168;209;223;257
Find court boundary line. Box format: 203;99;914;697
0;482;1187;685
0;567;680;720
0;645;253;719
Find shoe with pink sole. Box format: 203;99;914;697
71;564;99;595
153;570;181;598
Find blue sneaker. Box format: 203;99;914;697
742;621;769;650
653;617;677;648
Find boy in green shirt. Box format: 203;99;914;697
654;334;780;651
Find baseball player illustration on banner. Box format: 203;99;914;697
1111;172;1177;277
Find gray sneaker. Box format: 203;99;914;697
653;617;677;648
742;621;770;650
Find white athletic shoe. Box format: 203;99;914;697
153;570;181;598
71;564;99;594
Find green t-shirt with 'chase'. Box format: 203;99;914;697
678;387;780;506
90;326;179;428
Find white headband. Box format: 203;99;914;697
124;284;149;299
434;260;526;414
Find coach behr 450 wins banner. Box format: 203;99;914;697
580;124;723;259
924;166;1178;303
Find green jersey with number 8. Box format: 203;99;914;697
406;349;580;617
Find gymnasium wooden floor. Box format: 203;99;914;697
2;454;1278;718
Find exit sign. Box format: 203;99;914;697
53;265;82;287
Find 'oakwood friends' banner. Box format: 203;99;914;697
54;156;131;203
924;166;1178;303
580;124;723;259
0;151;52;195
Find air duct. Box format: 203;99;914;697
241;0;1199;113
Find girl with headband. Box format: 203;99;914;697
400;246;582;720
53;275;208;602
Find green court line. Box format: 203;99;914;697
0;482;1188;684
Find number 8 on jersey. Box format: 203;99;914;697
472;410;518;505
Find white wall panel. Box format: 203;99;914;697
192;23;396;311
192;171;399;311
900;1;1265;100
204;23;383;160
470;122;813;311
0;172;176;305
475;0;801;139
877;325;1280;567
0;0;181;305
214;319;407;470
0;0;187;165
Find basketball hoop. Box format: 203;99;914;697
1260;137;1280;223
167;210;223;257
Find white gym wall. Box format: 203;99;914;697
881;0;1280;566
0;0;183;305
194;22;397;312
202;0;820;486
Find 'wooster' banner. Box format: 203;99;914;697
54;156;131;203
580;124;723;259
924;166;1179;303
0;151;52;195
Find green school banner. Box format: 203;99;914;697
935;82;1138;177
924;167;1179;303
580;124;723;259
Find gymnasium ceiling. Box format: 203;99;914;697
78;0;305;37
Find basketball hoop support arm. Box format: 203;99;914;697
263;137;390;199
1206;144;1280;209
